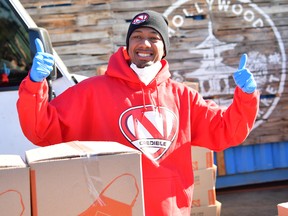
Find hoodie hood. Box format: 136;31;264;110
106;47;171;87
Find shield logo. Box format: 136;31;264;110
119;105;178;161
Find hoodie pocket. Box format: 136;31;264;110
144;175;192;216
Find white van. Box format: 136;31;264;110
0;0;86;158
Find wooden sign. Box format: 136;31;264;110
21;0;288;146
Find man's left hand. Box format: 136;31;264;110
233;54;257;94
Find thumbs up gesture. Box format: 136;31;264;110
3;63;10;76
233;54;257;94
30;38;55;82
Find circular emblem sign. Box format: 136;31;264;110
164;0;286;129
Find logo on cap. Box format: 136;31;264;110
132;13;149;25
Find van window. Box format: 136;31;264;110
0;1;31;90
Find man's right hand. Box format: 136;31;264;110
30;38;55;82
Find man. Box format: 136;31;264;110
17;10;259;215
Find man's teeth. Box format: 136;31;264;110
138;53;151;57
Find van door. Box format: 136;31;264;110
0;0;35;158
0;0;77;158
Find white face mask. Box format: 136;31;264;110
130;61;162;86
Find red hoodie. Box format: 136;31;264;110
17;47;259;215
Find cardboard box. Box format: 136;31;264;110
0;155;31;216
278;202;288;216
26;141;145;216
191;146;214;170
192;166;217;207
191;200;221;216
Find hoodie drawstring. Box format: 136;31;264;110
140;82;160;114
140;82;164;129
141;86;147;111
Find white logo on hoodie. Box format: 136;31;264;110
119;105;179;161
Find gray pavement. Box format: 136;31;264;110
216;181;288;216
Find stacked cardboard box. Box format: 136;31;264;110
25;141;145;216
1;143;224;216
0;142;144;216
0;155;31;216
191;146;222;216
278;202;288;216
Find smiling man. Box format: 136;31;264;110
126;11;169;85
17;10;259;216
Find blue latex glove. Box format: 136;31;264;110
233;54;257;94
3;63;10;76
30;38;55;82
